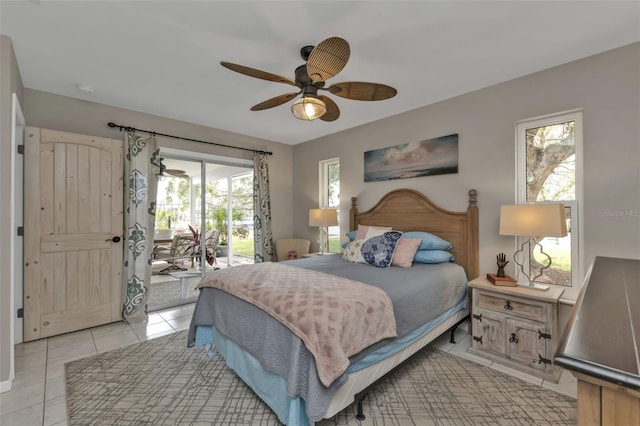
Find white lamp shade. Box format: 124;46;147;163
309;208;338;227
291;96;326;120
499;204;567;237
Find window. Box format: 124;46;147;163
319;158;340;253
516;110;582;299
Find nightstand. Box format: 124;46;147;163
467;276;564;383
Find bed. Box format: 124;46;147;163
187;188;479;425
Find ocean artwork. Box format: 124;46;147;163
364;134;459;182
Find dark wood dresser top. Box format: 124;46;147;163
555;256;640;391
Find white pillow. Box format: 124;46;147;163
355;225;391;240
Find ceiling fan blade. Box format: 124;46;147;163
250;92;300;111
220;61;296;86
326;81;397;101
306;37;350;84
319;96;340;122
165;169;189;178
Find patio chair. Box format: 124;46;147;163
204;229;220;266
155;234;196;274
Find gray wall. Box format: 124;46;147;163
22;88;295;244
0;35;24;387
292;42;640;305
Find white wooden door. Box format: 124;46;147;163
23;128;124;341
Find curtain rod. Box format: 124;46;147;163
107;122;273;156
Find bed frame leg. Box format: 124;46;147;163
449;314;470;344
350;314;469;421
449;327;456;344
355;393;367;421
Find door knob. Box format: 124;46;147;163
111;236;121;243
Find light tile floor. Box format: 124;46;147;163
0;307;577;426
0;304;195;426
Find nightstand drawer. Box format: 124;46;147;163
476;291;548;323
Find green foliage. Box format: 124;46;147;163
155;209;173;229
328;236;341;253
231;237;254;257
157;172;254;243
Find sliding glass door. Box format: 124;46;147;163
149;153;253;311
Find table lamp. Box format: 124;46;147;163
308;208;338;255
499;203;567;291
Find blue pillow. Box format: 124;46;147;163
341;241;349;250
402;231;453;251
345;230;357;241
413;249;454;264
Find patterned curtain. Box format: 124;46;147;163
122;130;161;323
253;153;276;263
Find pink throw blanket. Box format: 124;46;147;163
196;262;397;387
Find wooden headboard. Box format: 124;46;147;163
350;188;479;280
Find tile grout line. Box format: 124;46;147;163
41;338;49;426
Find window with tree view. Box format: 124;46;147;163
320;158;340;253
517;110;581;289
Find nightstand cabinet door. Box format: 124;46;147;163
472;309;505;356
506;318;550;373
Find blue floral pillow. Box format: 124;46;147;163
342;231;402;268
362;231;402;267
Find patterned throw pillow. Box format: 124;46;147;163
391;238;422;268
342;231;402;268
342;240;366;263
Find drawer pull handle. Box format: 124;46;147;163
509;333;519;344
473;335;483;345
538;330;551;340
504;300;513;310
473;313;483;323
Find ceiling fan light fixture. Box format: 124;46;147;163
291;96;326;120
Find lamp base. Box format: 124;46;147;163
516;281;550;291
513;237;552;292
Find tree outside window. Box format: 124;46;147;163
517;111;582;290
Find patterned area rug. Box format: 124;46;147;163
65;331;576;425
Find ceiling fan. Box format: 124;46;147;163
159;163;189;179
164;169;189;179
220;36;397;122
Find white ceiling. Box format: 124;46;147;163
2;1;639;145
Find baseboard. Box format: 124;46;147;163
0;378;14;393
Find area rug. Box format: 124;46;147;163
66;331;576;425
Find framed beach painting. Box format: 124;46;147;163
364;134;458;182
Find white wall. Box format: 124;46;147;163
292;42;640;305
